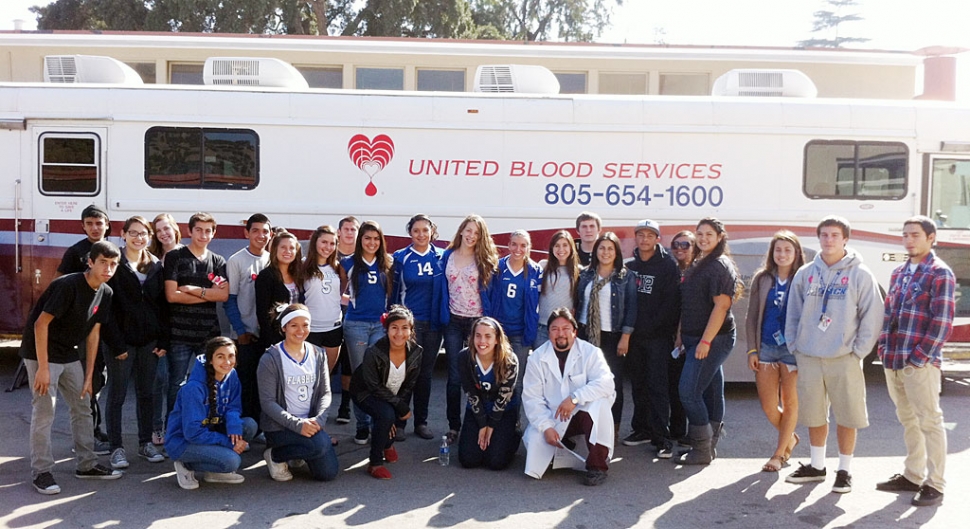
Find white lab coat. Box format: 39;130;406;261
522;338;616;479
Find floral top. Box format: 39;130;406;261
447;257;483;318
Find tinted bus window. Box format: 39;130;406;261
145;127;258;190
804;141;907;200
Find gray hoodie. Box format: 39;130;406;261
786;248;883;359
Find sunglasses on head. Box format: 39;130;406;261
671;241;692;250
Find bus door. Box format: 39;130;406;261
925;155;970;340
29;125;109;303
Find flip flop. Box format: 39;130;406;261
784;432;800;462
762;455;785;472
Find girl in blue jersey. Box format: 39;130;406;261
487;229;540;391
437;214;499;444
457;317;521;470
341;220;392;445
303;226;347;373
391;214;444;440
535;230;580;348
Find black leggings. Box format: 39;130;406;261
457;402;521;470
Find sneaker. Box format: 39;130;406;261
621;431;651;446
336;407;351;424
367;465;392;480
109;448;129;469
32;472;60;495
383;446;399;463
152;429;165;446
75;464;123;480
138;443;165;463
912;485;944;507
831;470;852;494
583;469;608;486
203;472;245;484
173;461;199;490
414;424;435;440
394;429;407;442
785;462;826;483
354;428;370;445
657;441;674;460
876;473;921;492
93;440;112;456
263;448;293;482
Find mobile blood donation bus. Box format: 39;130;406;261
1;57;968;381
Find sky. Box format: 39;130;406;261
2;0;969;96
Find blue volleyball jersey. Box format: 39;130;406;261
342;256;388;322
392;245;441;323
494;257;529;337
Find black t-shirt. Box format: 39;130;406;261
56;238;94;275
20;273;112;363
679;255;737;336
575;238;592;267
164;246;228;344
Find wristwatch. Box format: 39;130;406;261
570;395;579;406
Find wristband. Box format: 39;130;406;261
700;339;711;346
201;287;206;299
747;349;759;355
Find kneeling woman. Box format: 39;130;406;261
257;304;339;482
165;337;257;490
351;306;422;479
458;317;521;470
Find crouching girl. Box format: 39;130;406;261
165;337;257;490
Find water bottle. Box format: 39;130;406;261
438;435;450;466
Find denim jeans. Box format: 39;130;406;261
355;396;406;466
679;330;736;427
105;342;159;448
153;351;169;432
25;359;98;477
265;428;339;481
177;417;258;473
627;336;675;442
167;342;203;416
507;335;530;395
411;320;442;427
443;314;476;431
342;319;384;431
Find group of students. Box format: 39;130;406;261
21;207;955;504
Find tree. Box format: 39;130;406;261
32;0;149;31
470;0;619;42
798;0;870;48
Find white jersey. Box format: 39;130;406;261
280;342;317;419
303;264;343;333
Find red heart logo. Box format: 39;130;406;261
92;305;99;315
348;134;394;196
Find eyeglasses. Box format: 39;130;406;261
671;241;692;250
127;231;150;239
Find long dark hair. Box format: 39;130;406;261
688;217;744;301
269;230;304;286
202;336;236;431
469;317;516;385
759;230;806;281
589;232;624;276
542;229;580;293
304;225;344;281
122;216;154;274
352;221;392;299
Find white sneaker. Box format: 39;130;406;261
263;448;293;482
173;461;199;490
203;472;245;484
110;448;129;470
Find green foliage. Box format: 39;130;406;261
30;0;618;41
798;0;870;48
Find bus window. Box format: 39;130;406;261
931;160;970;230
39;133;100;195
145;127;259;190
803;140;907;200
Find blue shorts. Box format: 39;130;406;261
759;341;797;369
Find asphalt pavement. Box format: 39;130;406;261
1;349;968;529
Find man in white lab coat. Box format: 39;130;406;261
523;308;616;486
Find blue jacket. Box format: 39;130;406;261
434;248;494;328
575;266;638;335
165;356;244;460
487;256;541;345
391;244;444;325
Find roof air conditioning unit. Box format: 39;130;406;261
43;55;143;84
204;57;309;89
474;65;560;94
712;69;817;98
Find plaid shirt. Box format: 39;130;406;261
877;251;956;370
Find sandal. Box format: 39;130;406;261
762;455;785;472
783;432;800;462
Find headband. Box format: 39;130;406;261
280;309;311;327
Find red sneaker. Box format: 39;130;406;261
383;446;399;463
367;465;392;480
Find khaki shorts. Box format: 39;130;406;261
794;352;869;429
